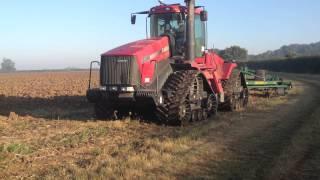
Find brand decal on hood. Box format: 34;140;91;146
143;45;170;63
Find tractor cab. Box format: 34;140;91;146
132;3;207;58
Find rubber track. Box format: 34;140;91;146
156;70;198;126
221;70;243;111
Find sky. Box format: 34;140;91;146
0;0;319;70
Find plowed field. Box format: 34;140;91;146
0;71;319;179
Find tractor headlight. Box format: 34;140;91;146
126;87;135;92
99;86;107;91
110;86;118;91
119;86;135;92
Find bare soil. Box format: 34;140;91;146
0;71;319;179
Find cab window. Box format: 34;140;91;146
195;15;205;57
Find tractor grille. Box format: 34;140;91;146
100;55;140;86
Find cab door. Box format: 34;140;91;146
195;15;206;58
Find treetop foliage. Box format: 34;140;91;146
1;58;16;72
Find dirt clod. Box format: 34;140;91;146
8;112;19;121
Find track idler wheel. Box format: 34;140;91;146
221;70;248;111
206;94;218;117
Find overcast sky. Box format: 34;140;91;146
0;0;319;70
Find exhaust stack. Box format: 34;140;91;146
185;0;195;61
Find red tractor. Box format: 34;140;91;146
87;0;248;125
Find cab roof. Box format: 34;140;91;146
149;3;203;15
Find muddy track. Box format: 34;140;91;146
186;74;320;179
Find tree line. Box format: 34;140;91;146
215;46;248;61
244;56;320;74
249;41;320;61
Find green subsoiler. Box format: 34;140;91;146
241;67;293;96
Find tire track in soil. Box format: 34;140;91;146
274;75;320;180
186;75;320;180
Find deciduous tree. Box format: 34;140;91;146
1;58;16;72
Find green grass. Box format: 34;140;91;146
56;127;110;148
58;130;91;147
12;121;29;130
0;143;34;155
0;153;6;162
91;148;102;156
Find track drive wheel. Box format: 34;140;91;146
156;70;208;126
222;70;247;111
156;71;192;126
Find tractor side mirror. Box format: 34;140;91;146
200;10;208;21
131;14;136;25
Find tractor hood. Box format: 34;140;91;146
100;36;171;86
102;36;170;65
